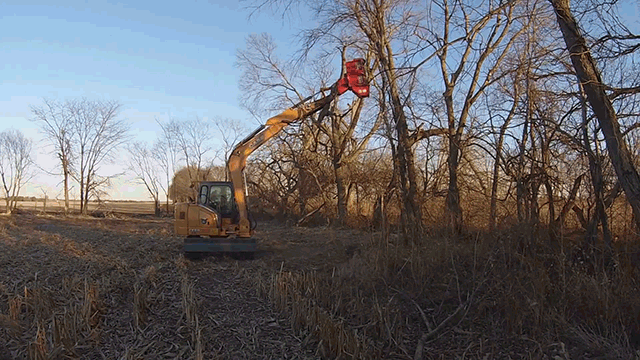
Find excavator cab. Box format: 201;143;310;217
198;182;237;220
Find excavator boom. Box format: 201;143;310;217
228;95;335;237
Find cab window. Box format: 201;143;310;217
199;185;208;205
208;185;235;215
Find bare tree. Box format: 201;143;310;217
243;1;444;239
551;0;640;230
423;0;530;233
486;75;520;231
68;99;129;215
213;118;249;181
237;33;313;217
315;92;383;225
172;118;217;198
127;142;162;216
38;187;48;215
352;0;427;240
155;119;181;212
237;33;384;225
30;99;74;215
0;129;33;213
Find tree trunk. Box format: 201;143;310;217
489;158;500;231
79;185;85;214
296;165;307;218
334;160;348;226
446;133;463;233
394;99;423;241
442;80;463;234
64;175;70;215
489;114;513;231
545;179;556;239
516;116;529;223
377;41;423;242
60;145;71;216
577;82;611;247
351;0;423;241
83;183;90;215
530;179;540;238
556;174;584;229
154;198;160;217
551;0;640;230
79;168;86;215
572;204;588;229
63;163;70;215
586;178;613;248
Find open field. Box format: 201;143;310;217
0;212;639;359
0;213;314;359
6;200;160;216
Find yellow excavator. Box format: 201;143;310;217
174;59;369;259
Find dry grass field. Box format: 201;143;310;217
0;212;318;359
0;207;639;359
7;200;159;216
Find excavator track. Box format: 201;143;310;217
183;236;256;260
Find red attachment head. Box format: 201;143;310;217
336;76;349;95
345;58;369;98
347;74;369;98
346;58;365;75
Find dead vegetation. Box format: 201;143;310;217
247;222;640;359
1;212;639;359
0;213;313;359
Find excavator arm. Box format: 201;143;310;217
228;58;370;237
228;95;334;236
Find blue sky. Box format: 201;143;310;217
4;0;638;201
1;0;307;200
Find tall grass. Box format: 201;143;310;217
261;223;640;359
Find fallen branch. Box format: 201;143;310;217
413;279;483;360
390;287;433;332
413;301;467;360
297;203;325;226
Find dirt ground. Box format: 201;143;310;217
1;212;637;359
0;212;369;359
